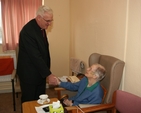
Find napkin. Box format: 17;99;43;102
52;100;61;109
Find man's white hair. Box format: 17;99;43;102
36;5;53;17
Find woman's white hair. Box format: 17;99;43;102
94;64;106;81
36;5;53;17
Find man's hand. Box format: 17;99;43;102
48;74;58;85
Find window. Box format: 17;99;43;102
0;1;2;44
1;0;42;50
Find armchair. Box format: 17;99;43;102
55;53;125;113
69;90;141;113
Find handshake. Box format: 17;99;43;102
47;74;61;85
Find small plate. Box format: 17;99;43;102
37;99;50;104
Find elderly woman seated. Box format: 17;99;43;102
55;63;106;107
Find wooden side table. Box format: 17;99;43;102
22;98;58;113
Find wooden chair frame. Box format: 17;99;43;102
11;69;21;111
65;90;141;113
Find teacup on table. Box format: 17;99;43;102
39;94;50;104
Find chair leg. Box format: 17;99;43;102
111;108;116;113
12;79;16;111
107;110;112;113
16;92;18;98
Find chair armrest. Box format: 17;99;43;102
54;87;67;99
65;104;115;113
65;106;78;111
54;87;77;100
80;104;114;112
11;69;16;80
54;87;66;91
79;104;100;108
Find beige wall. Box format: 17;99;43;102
70;0;126;66
44;0;70;76
124;0;141;96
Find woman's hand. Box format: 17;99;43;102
54;77;61;85
63;99;73;106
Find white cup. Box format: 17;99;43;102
39;94;48;103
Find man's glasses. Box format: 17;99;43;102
42;17;53;23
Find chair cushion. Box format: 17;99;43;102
0;57;14;76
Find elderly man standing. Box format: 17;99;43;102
17;5;57;103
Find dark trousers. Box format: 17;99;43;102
20;79;46;103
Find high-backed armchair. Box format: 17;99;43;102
88;53;125;104
55;53;125;113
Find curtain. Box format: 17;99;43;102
1;0;42;51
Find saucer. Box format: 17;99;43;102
37;98;50;104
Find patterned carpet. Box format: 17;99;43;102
0;87;58;113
